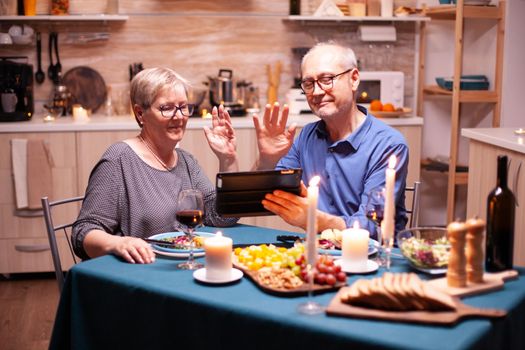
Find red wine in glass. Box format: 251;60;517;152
176;210;203;229
176;189;204;270
366;206;384;227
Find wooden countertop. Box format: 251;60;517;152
0;114;423;133
462;128;525;155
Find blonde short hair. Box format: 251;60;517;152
130;67;192;126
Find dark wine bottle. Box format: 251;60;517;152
485;155;516;272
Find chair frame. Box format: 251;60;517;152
41;196;84;292
405;181;421;228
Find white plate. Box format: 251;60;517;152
148;231;215;258
318;239;379;257
193;268;243;284
334;259;379;274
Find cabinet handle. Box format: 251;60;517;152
514;161;521;207
14;244;50;253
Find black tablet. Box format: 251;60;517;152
216;169;303;217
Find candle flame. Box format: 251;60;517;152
309;175;320;187
388;155;396;169
353;221;360;229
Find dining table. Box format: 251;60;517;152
49;224;525;350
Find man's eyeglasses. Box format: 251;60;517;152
158;104;195;118
300;68;354;94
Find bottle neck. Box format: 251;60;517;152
496;155;508;188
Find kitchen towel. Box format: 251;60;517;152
11;138;28;209
10;138;54;210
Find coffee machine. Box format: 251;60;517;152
0;57;34;122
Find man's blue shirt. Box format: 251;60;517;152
276;106;409;238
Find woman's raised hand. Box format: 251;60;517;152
203;105;239;172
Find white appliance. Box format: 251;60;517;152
286;70;405;114
286;88;311;115
357;71;404;108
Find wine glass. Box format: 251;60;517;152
176;189;204;270
365;187;386;265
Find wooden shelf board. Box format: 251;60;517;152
0;15;128;22
422;85;498;103
285;15;430;23
424;5;501;20
421;165;469;185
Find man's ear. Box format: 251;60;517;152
351;68;360;92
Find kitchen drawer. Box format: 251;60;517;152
0;237;76;274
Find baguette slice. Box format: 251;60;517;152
340;273;457;312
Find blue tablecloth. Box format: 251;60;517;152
50;225;525;350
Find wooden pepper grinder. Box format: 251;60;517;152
466;217;486;284
447;220;468;288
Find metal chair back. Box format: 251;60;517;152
41;196;84;292
405;181;421;228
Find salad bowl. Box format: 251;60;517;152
397;227;450;275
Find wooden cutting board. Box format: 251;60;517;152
427;270;519;298
326;287;506;325
63;66;107;113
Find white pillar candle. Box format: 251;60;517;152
72;104;89;122
342;221;370;270
204;231;232;280
382;155;396;244
306;175;320;267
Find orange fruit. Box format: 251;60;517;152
382;103;395;112
370;99;383;111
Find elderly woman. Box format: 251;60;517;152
72;68;239;264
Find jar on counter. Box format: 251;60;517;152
51;0;69;15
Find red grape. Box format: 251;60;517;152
336;271;347;282
325;274;337;286
315;273;327;285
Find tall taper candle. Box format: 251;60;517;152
382;155;396;244
306;176;320;267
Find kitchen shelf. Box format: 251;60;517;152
0;15;128;22
285;15;430;23
423;5;502;20
422;86;499;103
416;0;506;222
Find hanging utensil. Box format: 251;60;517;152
35;32;45;84
47;32;56;84
53;32;62;79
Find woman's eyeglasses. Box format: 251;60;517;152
158;104;195;118
300;68;354;94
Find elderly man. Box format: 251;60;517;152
252;41;409;238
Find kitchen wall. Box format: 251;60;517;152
0;0;419;114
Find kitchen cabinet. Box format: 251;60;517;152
0;132;78;274
417;1;506;222
463;128;524;266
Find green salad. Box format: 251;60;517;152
400;236;450;269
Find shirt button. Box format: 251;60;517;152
329;148;334;153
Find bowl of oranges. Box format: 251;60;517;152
369;100;412;118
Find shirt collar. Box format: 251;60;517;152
315;105;372;152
